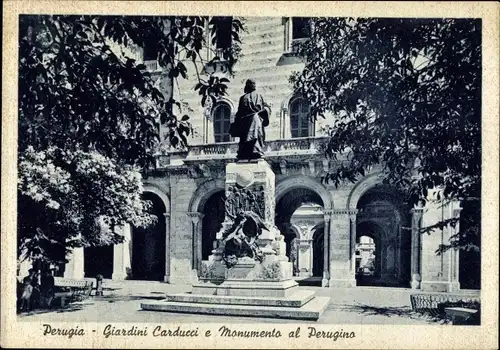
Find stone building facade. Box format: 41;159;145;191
55;17;464;292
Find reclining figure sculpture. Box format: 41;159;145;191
219;211;268;268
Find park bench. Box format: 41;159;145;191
410;292;480;324
444;307;480;325
53;277;94;306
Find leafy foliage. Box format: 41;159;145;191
18;15;244;265
291;18;481;251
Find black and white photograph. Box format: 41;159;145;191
2;1;499;349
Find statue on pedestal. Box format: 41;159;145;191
229;79;271;161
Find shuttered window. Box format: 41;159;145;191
213;103;232;143
290;97;313;138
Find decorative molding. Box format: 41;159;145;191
330;209;359;216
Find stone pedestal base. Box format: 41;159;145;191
192;279;299;298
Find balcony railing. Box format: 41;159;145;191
155;136;330;168
144;60;162;73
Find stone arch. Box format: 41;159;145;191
281;92;301;112
289;225;302;239
346;172;386;210
213;96;237;115
143;183;170;212
311;221;325;239
188;178;225;213
356;218;388;241
275;175;333;210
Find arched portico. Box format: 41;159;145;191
352;182;411;287
111;184;171;282
187;178;225;277
276;175;333;210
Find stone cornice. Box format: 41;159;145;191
325;209;359;216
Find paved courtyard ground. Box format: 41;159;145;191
17;280;455;325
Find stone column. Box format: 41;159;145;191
410;207;423;289
322;211;331;286
112;224;132;280
163;213;171;283
187;212;204;277
329;210;357;288
394;215;403;282
349;211;358;274
419;194;461;292
297;239;312;277
64;246;85;279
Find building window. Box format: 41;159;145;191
143;45;161;72
289;97;314;138
292;17;310;40
143;45;157;61
284;17;312;53
214;16;233;50
213;102;232;143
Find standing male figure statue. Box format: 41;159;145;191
230;79;271;161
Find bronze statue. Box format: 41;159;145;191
219;211;268;268
230;79;271;161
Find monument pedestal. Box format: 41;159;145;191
141;160;330;320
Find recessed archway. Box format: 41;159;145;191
201;190;225;261
355;185;411;287
276;181;327;284
84;245;113;279
311;224;325;278
130;191;166;281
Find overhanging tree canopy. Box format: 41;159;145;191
291;18;481;252
18;15;244;264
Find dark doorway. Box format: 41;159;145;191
201;191;225;260
312;228;324;277
84;245;113;279
131;192;166;281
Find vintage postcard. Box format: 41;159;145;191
1;1;499;349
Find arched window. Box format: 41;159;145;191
213;102;232;143
289;97;313;138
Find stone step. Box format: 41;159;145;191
140;296;330;320
165;289;316;307
192;279;299;297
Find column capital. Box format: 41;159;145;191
163;212;171;218
186;212;204;225
349;214;357;224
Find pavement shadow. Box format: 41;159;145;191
93;295;165;303
18;304;84;317
329;303;445;323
